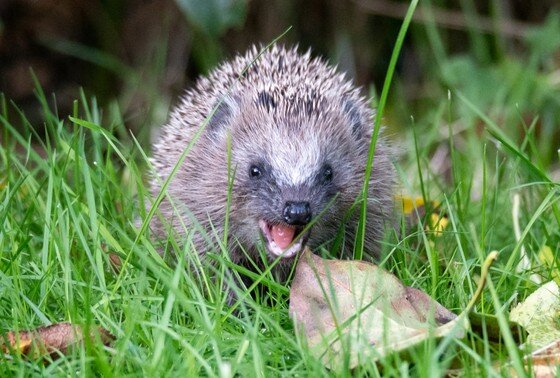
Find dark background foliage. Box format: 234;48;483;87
1;0;559;165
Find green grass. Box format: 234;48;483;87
2;78;558;378
2;19;560;378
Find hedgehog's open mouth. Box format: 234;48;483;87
258;220;310;258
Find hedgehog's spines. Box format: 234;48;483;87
149;44;397;281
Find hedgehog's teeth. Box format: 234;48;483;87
269;239;303;258
258;220;303;258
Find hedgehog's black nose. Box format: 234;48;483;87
283;201;312;226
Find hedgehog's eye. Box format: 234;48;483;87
249;164;263;179
321;164;333;183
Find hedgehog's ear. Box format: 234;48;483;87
207;94;240;134
342;97;369;140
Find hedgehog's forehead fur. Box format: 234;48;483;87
157;45;373;187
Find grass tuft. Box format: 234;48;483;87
1;28;559;378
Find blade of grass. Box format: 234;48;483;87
355;0;419;259
456;90;560;228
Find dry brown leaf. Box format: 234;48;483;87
530;339;560;366
505;340;560;377
108;252;123;270
1;322;114;361
101;242;123;272
289;248;470;369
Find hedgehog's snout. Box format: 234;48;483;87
282;201;312;226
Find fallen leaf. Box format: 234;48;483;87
510;281;560;349
291;249;477;369
530;339;560;364
290;249;498;370
101;242;123;272
108;252;123;271
1;322;114;361
505;340;560;377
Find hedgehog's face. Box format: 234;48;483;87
206;91;371;261
243;157;340;260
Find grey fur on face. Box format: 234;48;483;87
149;45;396;280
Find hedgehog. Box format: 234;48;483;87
149;45;396;285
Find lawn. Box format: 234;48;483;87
1;5;559;377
